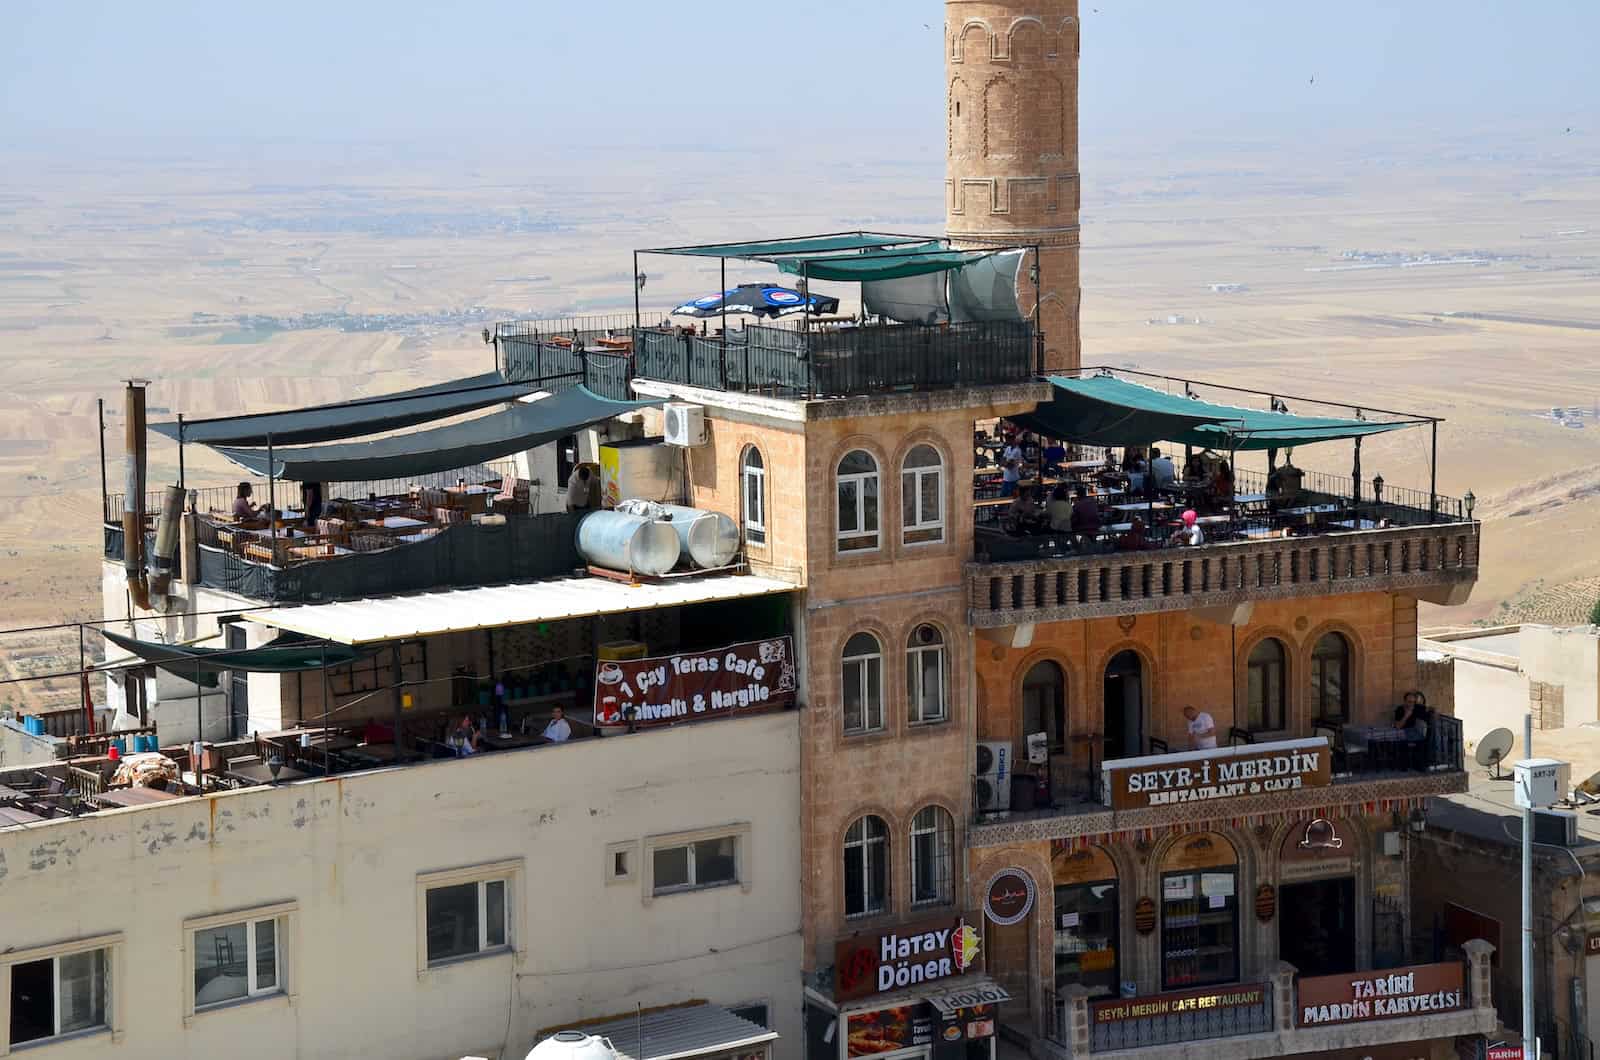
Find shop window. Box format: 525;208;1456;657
906;624;948;725
1054;881;1120;999
842;632;884;735
1310;632;1351;721
836;450;880;552
741;446;767;546
1159;834;1239;990
1022;661;1066;753
901;444;945;545
909;805;954;907
6;942;113;1047
1246;638;1287;732
844;815;889;918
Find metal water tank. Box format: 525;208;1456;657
576;511;680;576
523;1031;619;1060
658;504;739;569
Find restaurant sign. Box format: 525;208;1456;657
1092;984;1267;1025
1297;962;1466;1027
834;916;983;1001
1102;737;1330;810
592;636;796;727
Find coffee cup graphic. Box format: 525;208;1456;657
597;663;624;686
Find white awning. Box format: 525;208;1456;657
838;976;1012;1015
573;1003;778;1060
251;573;797;645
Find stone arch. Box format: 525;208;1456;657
1301;619;1366;722
898;608;963;729
891;428;957;552
834;619;895;743
948;74;976;157
953;19;993;64
1096;639;1157;758
983;74;1019;159
837;804;903;924
1057;15;1079;60
1005;16;1046;63
1235;625;1300;735
1009;646;1079;745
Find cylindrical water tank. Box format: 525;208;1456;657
524;1031;619;1060
658;504;739;569
577;511;680;576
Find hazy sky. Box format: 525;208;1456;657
3;1;1597;150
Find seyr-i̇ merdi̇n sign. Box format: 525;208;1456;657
1102;737;1332;811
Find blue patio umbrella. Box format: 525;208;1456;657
671;283;840;319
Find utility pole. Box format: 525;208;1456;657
1522;712;1538;1060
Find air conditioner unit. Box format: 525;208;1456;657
663;403;707;447
975;741;1012;813
1534;809;1579;848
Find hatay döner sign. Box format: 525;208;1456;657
834;916;983;1001
592;636;796;728
1102;736;1331;811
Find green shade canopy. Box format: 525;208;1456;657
102;629;375;683
1020;375;1424;451
774;243;1001;283
647;232;919;259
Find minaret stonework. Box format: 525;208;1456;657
945;1;1080;371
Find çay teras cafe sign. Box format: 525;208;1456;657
592;636;796;728
1297;962;1467;1027
1102;737;1331;810
834;916;983;1001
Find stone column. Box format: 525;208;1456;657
1462;938;1497;1010
1057;984;1091;1057
1270;960;1298;1032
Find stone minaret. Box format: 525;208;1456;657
946;0;1080;371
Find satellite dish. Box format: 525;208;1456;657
1475;727;1516;780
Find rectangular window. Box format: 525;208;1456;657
907;646;947;724
651;835;740;896
8;947;110;1046
421;874;513;967
842;655;884;734
1055;881;1119;1000
1160;870;1239;990
193;917;282;1009
837;475;879;552
743;463;766;546
901;467;944;545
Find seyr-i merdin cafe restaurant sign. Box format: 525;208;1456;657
1102;737;1331;810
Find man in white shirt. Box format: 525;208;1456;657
1183;704;1217;750
1150;448;1177;488
542;705;572;743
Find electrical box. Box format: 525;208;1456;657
1514;758;1570;809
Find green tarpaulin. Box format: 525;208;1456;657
775;242;1000;282
101;629;375;684
1022;375;1422;451
648;232;917;259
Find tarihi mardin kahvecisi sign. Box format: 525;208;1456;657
1102;737;1331;810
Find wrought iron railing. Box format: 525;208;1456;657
1080;983;1274;1051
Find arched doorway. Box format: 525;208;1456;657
1103;650;1144;761
1278;817;1358;976
1051;844;1120;1000
1158;832;1241;990
1022;661;1069;799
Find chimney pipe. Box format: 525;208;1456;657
123;381;151;610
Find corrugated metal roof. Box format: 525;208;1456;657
576;1004;778;1060
252;572;797;645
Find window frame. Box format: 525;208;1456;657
414;859;524;975
741;446;767;547
900;444;945;546
0;931;124;1051
1246;638;1288;732
842;632;885;736
906;625;948;726
641;824;751;905
909;805;955;908
1310;632;1351;722
606;840;637;886
843;814;890;919
183;902;296;1023
836;450;881;553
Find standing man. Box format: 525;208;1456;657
1183;704;1217;750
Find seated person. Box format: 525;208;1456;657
1000;459;1022;497
543;705;572;743
1118;516;1149;551
1182;454;1206;485
1041;438;1068;473
1069;485;1101;538
1209;460;1235;511
1046;485;1073;532
1004;487;1046;534
1150;448;1177;489
1392;691;1430;743
1125;456;1148;494
1167;508;1204;547
447;714;481;756
232;482;258;521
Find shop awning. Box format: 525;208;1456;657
252;572;798;645
571;1004;777;1060
776;243;1001;283
150;372;536;447
647;232;918;259
922;978;1013;1015
211;386;657;482
1021;375;1424;451
100;629;374;683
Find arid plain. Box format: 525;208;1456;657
1;128;1596;708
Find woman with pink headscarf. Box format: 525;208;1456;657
1167;509;1205;547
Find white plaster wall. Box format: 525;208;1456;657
1522;625;1600;725
0;709;802;1060
1452;655;1530;747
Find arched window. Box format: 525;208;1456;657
910;806;954;907
907;624;948;724
1023;660;1066;754
1310;633;1351;722
842;633;884;735
901;444;944;545
1247;638;1287;732
844;815;889;917
836;450;880;552
740;446;766;546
